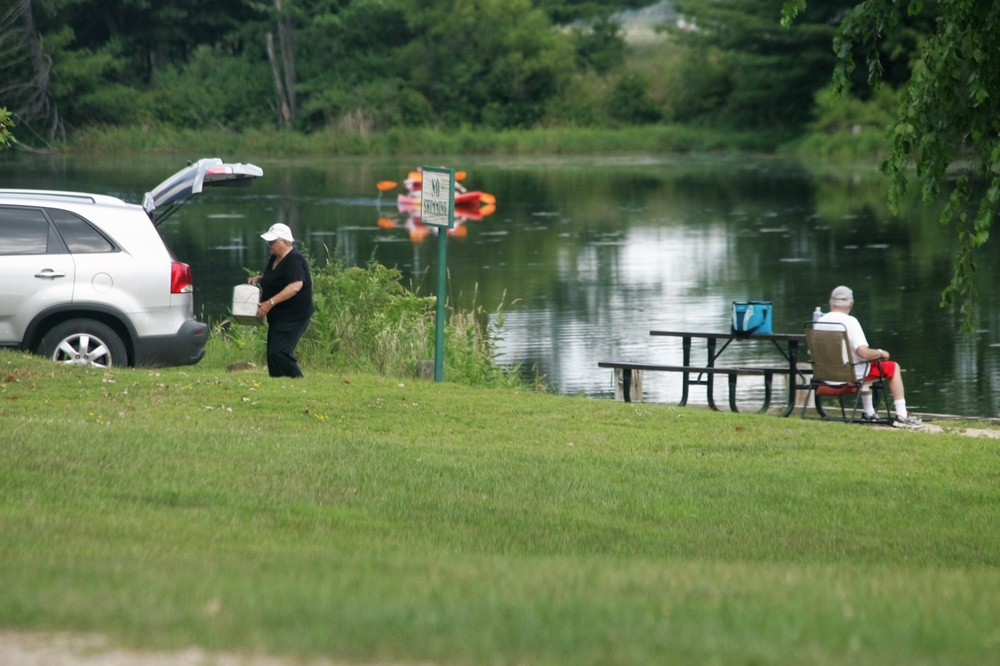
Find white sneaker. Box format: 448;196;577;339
892;414;923;429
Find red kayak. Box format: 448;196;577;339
397;191;485;208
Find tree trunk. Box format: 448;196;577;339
276;0;296;119
0;0;63;142
265;30;292;129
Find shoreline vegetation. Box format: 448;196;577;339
36;123;887;160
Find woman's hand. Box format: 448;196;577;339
248;275;261;285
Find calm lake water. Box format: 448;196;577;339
3;153;998;417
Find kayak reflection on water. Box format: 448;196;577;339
375;168;497;243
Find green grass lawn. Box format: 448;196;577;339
2;351;998;665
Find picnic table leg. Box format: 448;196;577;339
679;336;691;406
780;340;799;417
727;372;774;413
761;371;774;413
706;338;719;411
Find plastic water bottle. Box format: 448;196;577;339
812;306;823;322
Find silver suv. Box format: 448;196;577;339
0;158;263;367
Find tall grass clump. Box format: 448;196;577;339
445;287;537;389
205;256;538;389
305;257;434;375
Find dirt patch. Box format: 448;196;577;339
0;631;287;666
922;423;1000;438
0;630;421;666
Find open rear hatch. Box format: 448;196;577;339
143;158;263;226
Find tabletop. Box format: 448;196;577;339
649;330;806;342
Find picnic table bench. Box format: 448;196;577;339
599;330;810;417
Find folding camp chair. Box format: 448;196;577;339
802;321;892;423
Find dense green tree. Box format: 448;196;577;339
294;0;415;130
254;0;544;130
402;0;575;129
2;0;267;140
783;0;1000;329
608;72;661;125
149;45;274;129
573;16;626;74
669;0;856;131
296;0;577;131
45;0;260;83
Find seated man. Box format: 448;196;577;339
817;285;923;428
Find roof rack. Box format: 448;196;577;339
0;190;99;204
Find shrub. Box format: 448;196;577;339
307;257;434;375
787;84;901;158
608;72;662;125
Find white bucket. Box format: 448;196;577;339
232;284;263;326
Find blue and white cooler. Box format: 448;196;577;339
731;301;772;336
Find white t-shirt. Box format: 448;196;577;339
816;311;869;380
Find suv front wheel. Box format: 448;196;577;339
39;319;128;368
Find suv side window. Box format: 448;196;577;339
49;208;116;253
0;206;63;255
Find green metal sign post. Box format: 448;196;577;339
419;166;455;382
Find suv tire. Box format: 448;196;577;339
39;319;128;368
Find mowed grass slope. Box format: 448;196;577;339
1;351;998;665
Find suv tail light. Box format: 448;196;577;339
171;262;194;294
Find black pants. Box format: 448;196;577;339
266;317;310;378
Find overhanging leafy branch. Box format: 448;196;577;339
784;0;1000;330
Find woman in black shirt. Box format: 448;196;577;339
248;223;314;377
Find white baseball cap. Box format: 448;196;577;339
830;285;854;306
260;223;294;243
